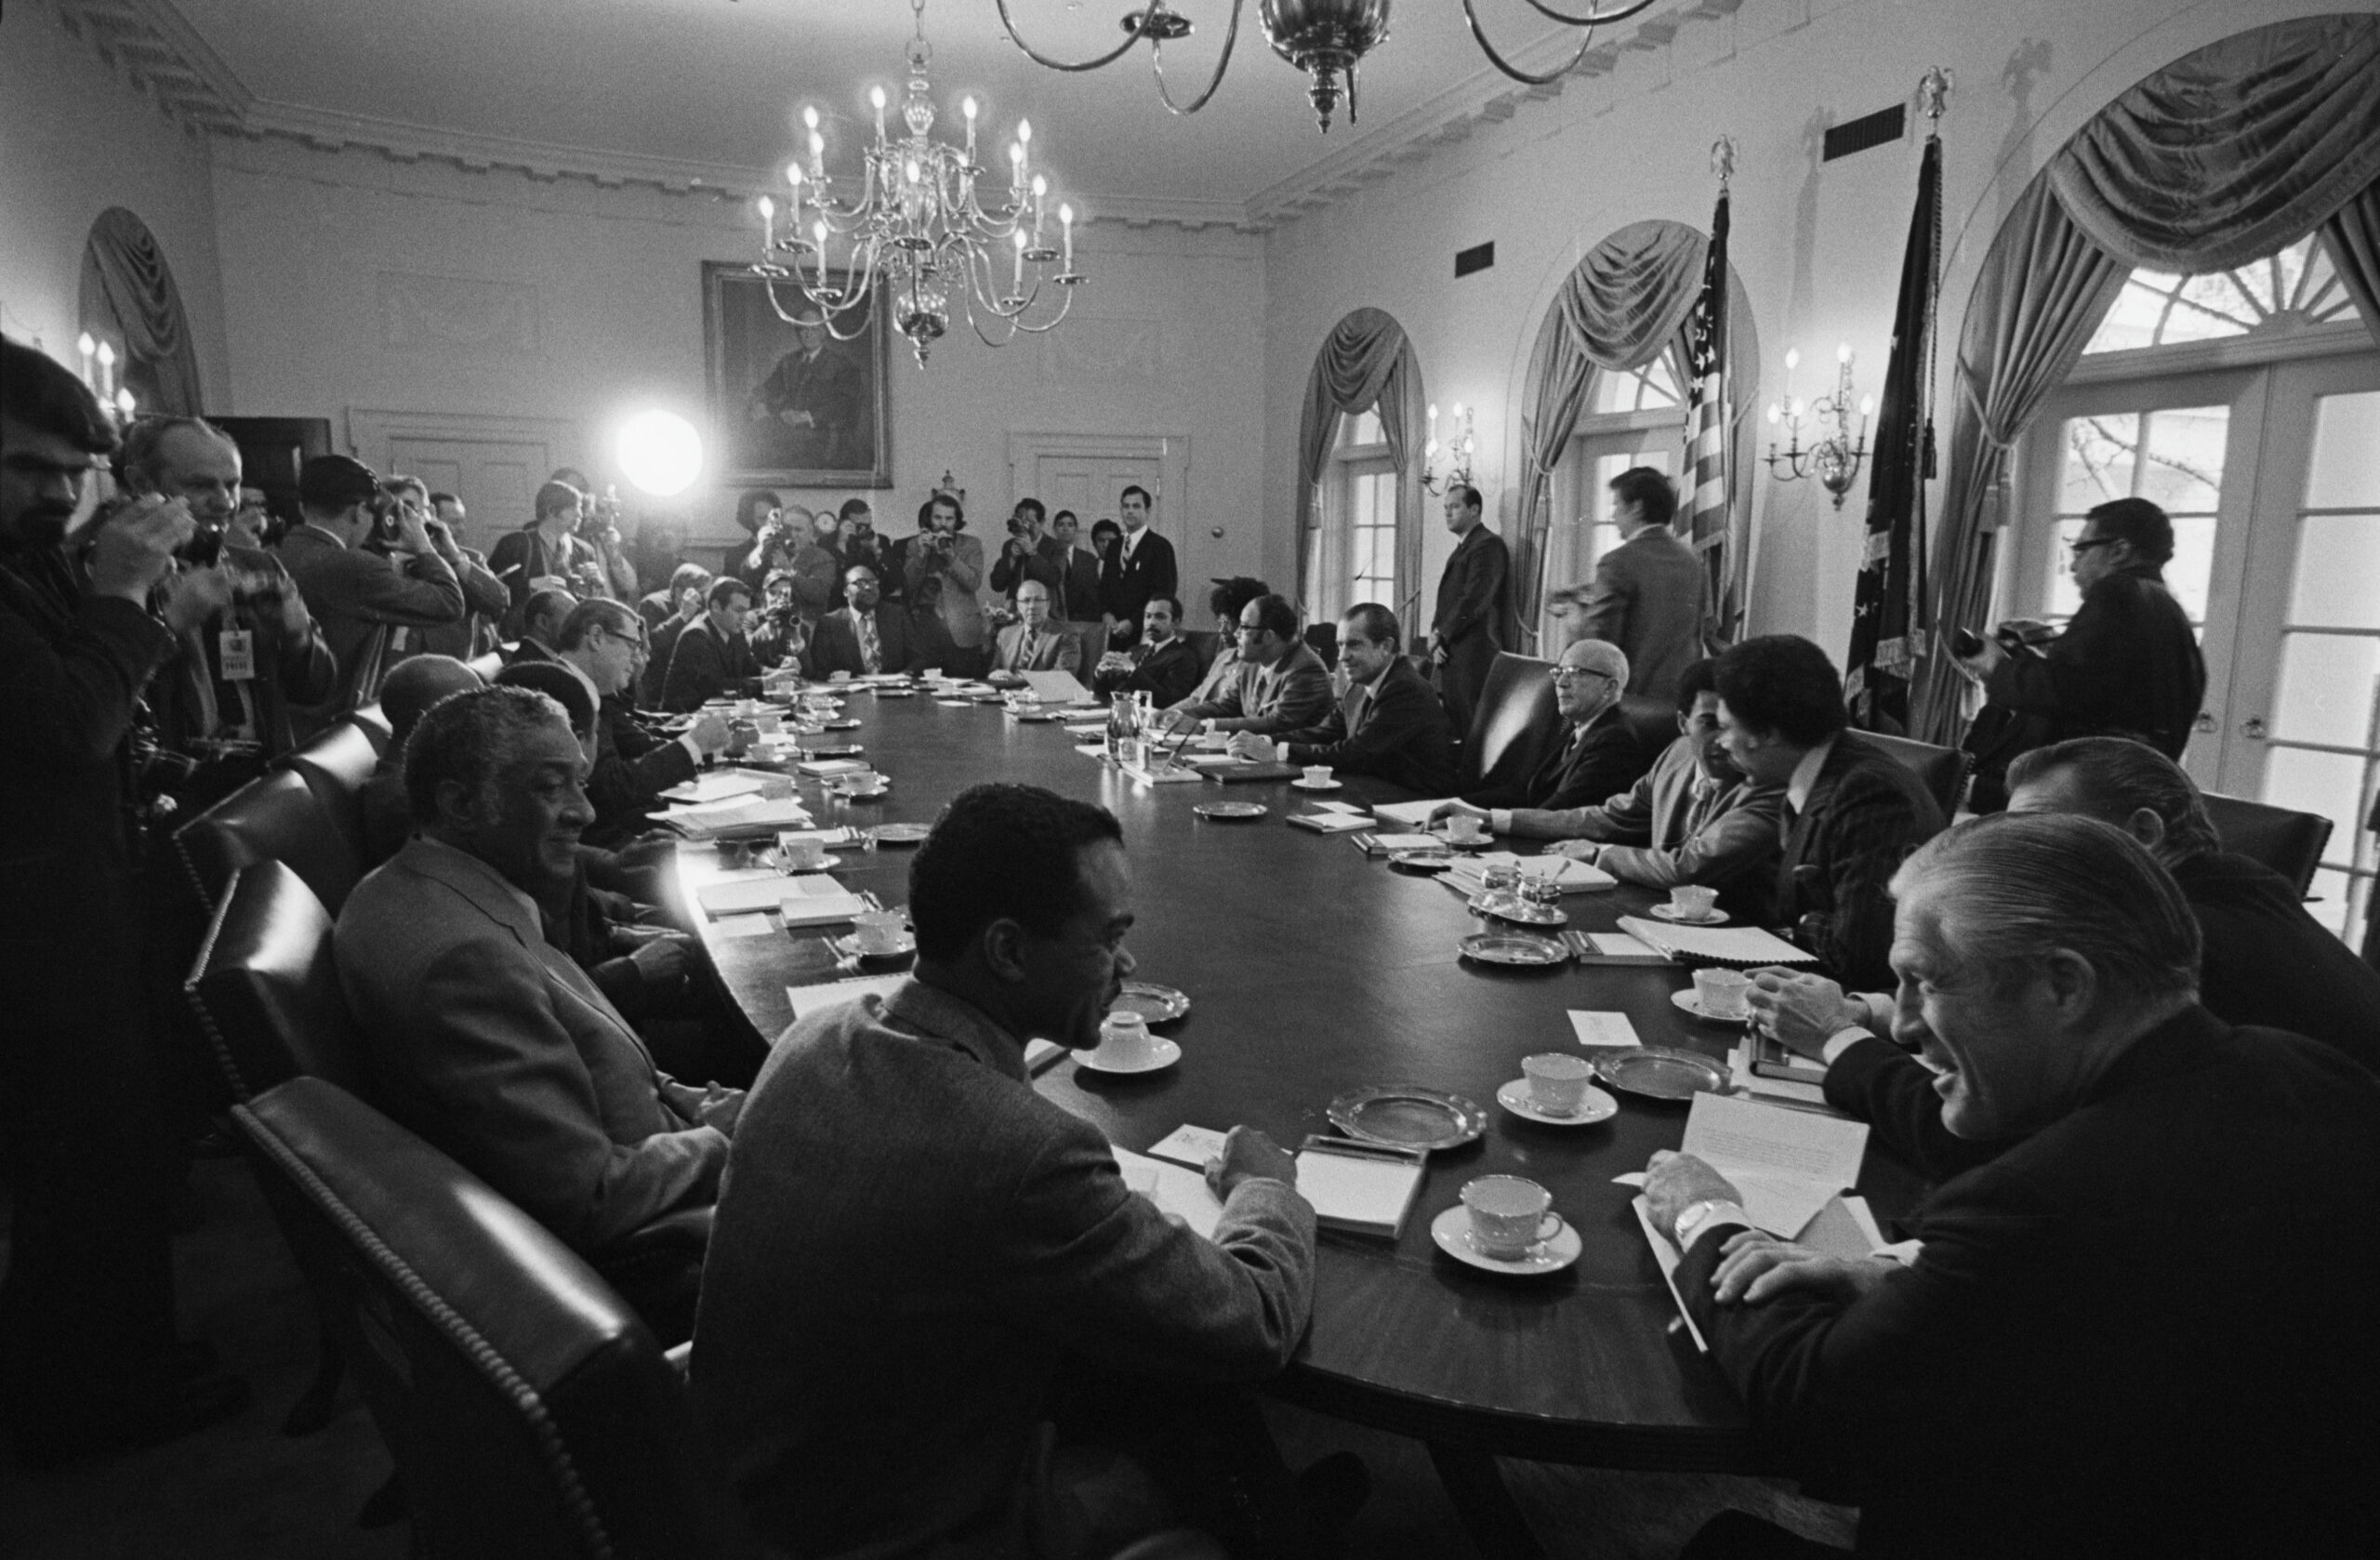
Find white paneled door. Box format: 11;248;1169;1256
384;437;552;550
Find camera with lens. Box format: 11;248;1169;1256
368;490;404;545
177;522;228;569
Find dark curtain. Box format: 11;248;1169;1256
80;206;205;416
1295;308;1425;619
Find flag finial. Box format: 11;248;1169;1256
1917;67;1953;126
1710;137;1737;187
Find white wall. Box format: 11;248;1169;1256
0;0;231;396
206;137;1268;581
1259;0;2350;661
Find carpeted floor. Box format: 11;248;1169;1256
0;1155;1856;1558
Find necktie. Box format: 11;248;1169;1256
857;612;880;673
1022;630;1038;667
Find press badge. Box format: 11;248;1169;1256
218;628;257;681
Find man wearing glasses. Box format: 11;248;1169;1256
1953;496;2207;771
1157;592;1334;738
554;599;728;843
1436;639;1658;829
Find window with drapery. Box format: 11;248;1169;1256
1295;309;1426;633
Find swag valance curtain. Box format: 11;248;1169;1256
1913;12;2380;744
1295;308;1426;617
80;206;205;417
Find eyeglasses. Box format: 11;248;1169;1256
2069;535;2117;556
1236;622;1269;638
1551;666;1615;684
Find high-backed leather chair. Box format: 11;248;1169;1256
349;704;392;754
1181;628;1222;679
1457;652;1559;796
234;1076;752;1560
1302;622;1339;669
1619;694;1678;759
284;719;383;867
174;768;363;916
183;860;373;1103
2202;792;2332;897
1862;731;1973;821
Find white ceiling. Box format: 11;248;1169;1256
152;0;1653;223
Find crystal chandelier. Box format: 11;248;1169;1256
995;0;1664;134
751;0;1082;367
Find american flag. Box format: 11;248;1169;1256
1681;180;1736;643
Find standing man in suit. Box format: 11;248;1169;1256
1441;639;1656;821
807;562;915;679
1101;483;1177;650
1049;509;1108;641
1645;814;2380;1558
661;576;761;711
1711;635;1944;990
413;487;509;661
989;579;1080;678
337;687;741;1342
487;481;599;630
1091;594;1202;708
276;455;466;734
1567;466;1707;701
1231;603;1456;794
1429;484;1512;738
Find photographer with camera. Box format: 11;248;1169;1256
489;480;601;630
378;477;506;662
734;503;805;594
901;490;988;673
277;454;466;736
989;496;1064;615
553;470;641;603
746;569;811;673
116;417;336;774
1;337;253;1462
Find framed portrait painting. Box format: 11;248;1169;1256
702;260;892;488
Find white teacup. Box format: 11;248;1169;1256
1692;967;1753;1020
850;910;907;956
1668;884;1720;920
1460;1176;1566;1260
1520;1052;1595;1115
1091;1011;1157;1067
1302;766;1334;786
776;832;829;871
1445;813;1487;844
756;772;795;800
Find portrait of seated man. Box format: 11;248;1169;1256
742;311;874;474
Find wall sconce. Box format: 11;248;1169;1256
1764;344;1872;509
75;333;137;424
1422;402;1475;495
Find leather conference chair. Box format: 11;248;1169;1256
1861;730;1973;821
1457;651;1559;796
2202;792;2333;898
183;859;374;1104
1302;622;1339;669
284;718;382;868
348;704;392;754
234;1076;753;1560
1619;694;1678;758
1181;628;1222;678
175;767;364;917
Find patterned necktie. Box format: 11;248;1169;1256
857;612;880;673
1022;630;1038;667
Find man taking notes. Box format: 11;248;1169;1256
694;785;1324;1558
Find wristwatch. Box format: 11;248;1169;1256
1673;1197;1742;1247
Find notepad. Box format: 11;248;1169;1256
1110;1146;1224;1240
1351;832;1441;857
698;873;810;916
1614;916;1817;966
1294;1136;1428;1238
1286;811;1375;834
1577;931;1670;964
657;769;771;804
656;794;814;839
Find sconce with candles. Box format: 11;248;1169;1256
1764;343;1872;509
1421;402;1476;495
75;332;139;424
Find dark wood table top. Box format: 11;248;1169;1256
675;689;1923;1470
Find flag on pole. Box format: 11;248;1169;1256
1680;149;1737;643
1844;108;1944;734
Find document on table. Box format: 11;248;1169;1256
1112;1145;1223;1241
1678;1091;1869;1238
1022;670;1091;705
656;794;814;839
1370;798;1460;829
657;769;772;804
1145;1125;1229;1168
1577;931;1671;965
1626;1187;1890;1354
1570;1011;1642;1048
1614;916;1817;966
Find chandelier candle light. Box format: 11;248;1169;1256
1764;343;1872;509
1421;402;1475;494
753;0;1083;366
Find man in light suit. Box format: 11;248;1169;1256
1428;483;1512;737
1445;638;1656;818
807;562;916;679
1712;635;1944;991
694;784;1323;1558
1099;483;1177;649
335;687;741;1343
1232;603;1456;795
1161;592;1334;738
1527;658;1785;917
1567;466;1708;702
989;578;1080;678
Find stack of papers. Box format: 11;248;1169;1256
656;794;814;840
1575;931;1670;964
1286;810;1375;835
1371;798;1459;830
776;874;868;927
656;769;773;805
1351;832;1441;856
1614;915;1817;966
1020;670;1092;704
698;872;807;917
1110;1128;1427;1241
795;757;873;778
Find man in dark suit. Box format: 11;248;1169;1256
660;576;760;711
1091;593;1202;708
0;339;249;1462
806;562;915;679
1567;466;1707;701
1232;603;1456;794
505;587;576;665
550;600;729;845
486;481;602;628
989;579;1081;678
1646;814;2380;1558
1429;483;1512;737
337;687;743;1342
1712;635;1944;991
1445;638;1655;821
1099;483;1177;650
1956;496;2207;761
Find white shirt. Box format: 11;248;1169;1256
1785;734;1839;821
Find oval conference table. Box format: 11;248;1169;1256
671;683;1924;1556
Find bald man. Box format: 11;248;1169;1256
361;654;484;863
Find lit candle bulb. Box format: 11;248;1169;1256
115;388;135;419
1428;403;1438;432
809;129;826;181
1836;341;1852;364
756;194;776;250
76;332;95;388
1031;174;1047;241
1767;403;1780;425
787;162;802;190
1790;397;1805;419
95;340;115;401
1015;118;1031;185
870;85;887;143
1059;202;1074;269
1858;394;1876;419
961;96;977;161
1012;227;1027;292
814;220;829;285
1010;142;1025;194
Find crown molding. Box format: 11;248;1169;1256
64;0;1743;233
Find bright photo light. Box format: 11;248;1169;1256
616;409;703;496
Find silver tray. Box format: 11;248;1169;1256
1468;895;1567;928
1387;848;1456;872
1193;801;1267;821
1327;1086;1488;1151
1458;931;1570;967
1109;981;1190;1024
871;822;932;845
1592;1046;1729;1101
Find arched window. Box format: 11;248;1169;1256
79;206;205;417
1294;310;1425;629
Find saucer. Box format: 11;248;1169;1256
1289;778;1343;792
1495;1078;1618;1126
1193;801;1267;821
820;718;864;730
831;931;916;960
1073;1037;1183;1075
1429;1205;1582;1276
871;823;932;845
774;853;844;872
1650;904;1729;924
1671;989;1752;1025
